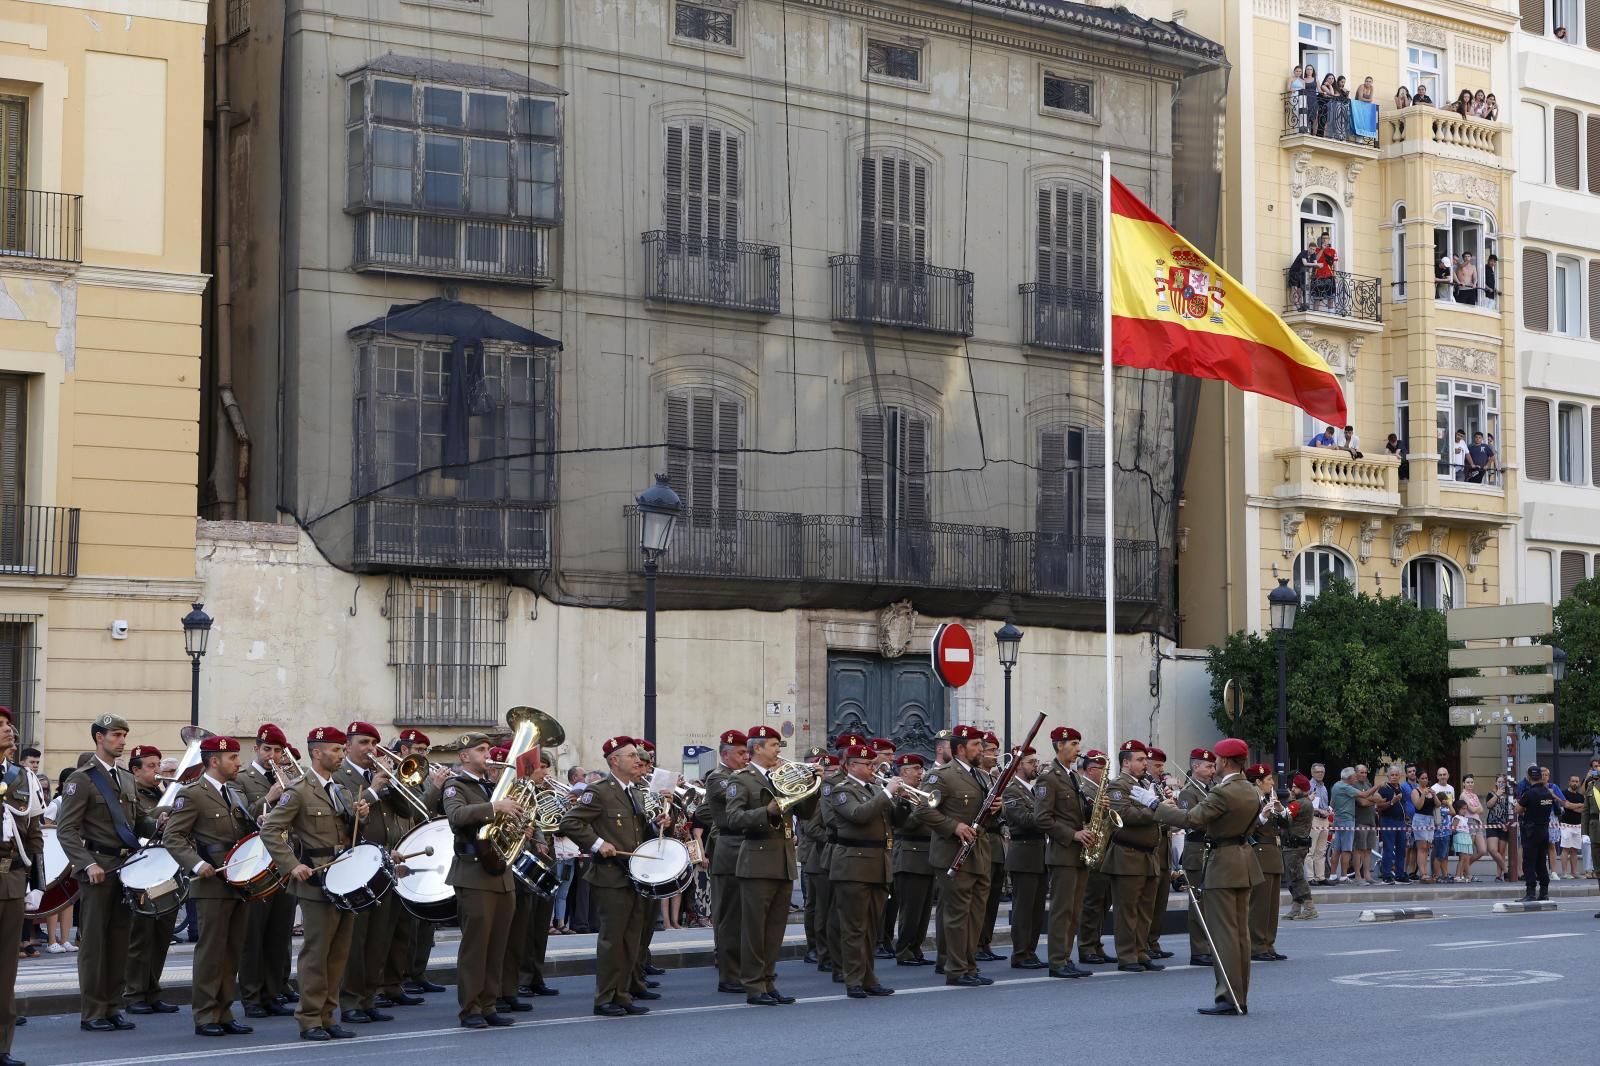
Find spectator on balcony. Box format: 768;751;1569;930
1385;433;1409;480
1412;84;1433;106
1340;426;1362;458
1394;85;1412;110
1307;426;1337;449
1454;252;1479;306
1450;89;1475;119
1482;94;1499;121
1436;252;1456;301
1287;241;1313;309
1471;90;1488;118
1486;434;1499;475
1310;234;1338;310
1288;66;1309;133
1468;432;1495;484
1556;25;1569;40
1452;429;1469;480
1315;73;1337;135
1355;77;1375;103
1483;254;1498;304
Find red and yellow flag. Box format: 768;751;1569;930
1109;177;1347;426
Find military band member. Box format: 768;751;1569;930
928;729;953;972
1177;748;1217;966
122;745;179;1016
478;744;533;1018
830;743;905;998
1002;746;1045;969
515;751;559;1000
922;724;998;987
891;754;936;966
1281;773;1318;921
704;729;749;993
1144;746;1175;961
796;746;828;969
375;737;426;1011
868;737;899;959
975;732;1007;963
819;732;864;982
328;721;400;1024
1076;751;1113;965
260;726;369;1041
1246;765;1289;962
1150;737;1263;1016
1102;740;1164;973
399;729;448;996
1034;727;1092;979
633;740;666;988
56;713;158;1032
0;708;42;1066
560;736;655;1018
236;725;294;1018
162;736;258;1037
726;724;816;1004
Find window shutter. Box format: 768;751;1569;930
665;121;741;246
1521;0;1544;34
860;154;928;272
1036;183;1100;293
664;392;691;501
1589;0;1600;49
1560;550;1586;600
1588;117;1600;192
0;97;25;252
0;376;24;567
715;396;740;530
1591;404;1600;487
1036;186;1056;291
1085;423;1105;535
859;407;886;533
899;412;929;527
858;155;878;260
664;124;684;240
721;132;740;245
1523;248;1550;331
1038;430;1067;535
685;123;704;242
1554;108;1580;189
1524;397;1552;481
1590;261;1600;340
689;392;715;523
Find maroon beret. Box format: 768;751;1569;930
1050;726;1082;744
1213;738;1249;760
308;727;346;745
255;724;288;747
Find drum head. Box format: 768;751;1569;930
324;844;385;893
41;827;69;888
224;834;273;885
395;820;454;905
628;837;690;883
121;847;180;891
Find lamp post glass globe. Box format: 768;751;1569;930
637;473;682;558
1268;577;1299;633
995;620;1023;669
181;601;213;660
1552;645;1567;682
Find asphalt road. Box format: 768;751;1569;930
20;894;1599;1066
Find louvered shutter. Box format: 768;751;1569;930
0;376;24;567
1591;404;1600;486
1591;261;1600;339
1038;430;1067;535
859;407;886;534
666;389;741;531
1554;109;1580;189
664;124;684;247
1085;424;1105;535
715;396;740;530
689;392;715;525
899;412;929;528
1524;397;1552;481
1588;117;1600;192
664;391;691;501
1560;550;1587;599
1521;0;1544;34
1589;0;1600;49
860;154;928;280
0;97;24;252
1037;183;1101;295
1523;248;1550;331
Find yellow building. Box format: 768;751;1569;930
0;0;206;762
1183;2;1517;768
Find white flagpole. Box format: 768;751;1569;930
1101;151;1115;754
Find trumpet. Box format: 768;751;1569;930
369;746;435;822
873;763;940;808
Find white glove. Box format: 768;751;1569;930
1130;785;1158;809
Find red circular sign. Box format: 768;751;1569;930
930;623;975;688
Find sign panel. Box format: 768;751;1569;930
1447;674;1553;699
1448;704;1555;727
1447;645;1553;670
930;623;975;688
1445;603;1553;642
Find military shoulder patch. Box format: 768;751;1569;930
581;790;596;805
1035;783;1048;798
444;786;458;799
1110;789;1124;801
835;792;848;805
64;782;76;796
174;797;186;810
725;782;739;798
821;784;832;797
276;793;290;807
926;773;940;787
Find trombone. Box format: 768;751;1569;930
369;745;436;822
873;763;940;808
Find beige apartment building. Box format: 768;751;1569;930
0;0;207;761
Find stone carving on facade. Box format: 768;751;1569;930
877;600;917;658
1467;531;1494;572
1306;164;1340;194
1345;337;1364;381
1299;0;1341;22
1406;22;1447;47
1344;161;1365;206
1432;171;1497;205
1428;526;1448;556
1290;151;1312;198
1304;337;1342;372
1358;518;1383;563
1319;515;1341;547
1436;344;1496;376
1281;511;1307;557
1390;521;1421;565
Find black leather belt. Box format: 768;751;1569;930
742;832;772;841
87;840;131;859
1286;837;1313;848
898;834;930;843
299;846;336;858
835;837;886;849
1208;837;1247;848
1009;832;1045;841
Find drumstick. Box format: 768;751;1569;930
390;846;434;863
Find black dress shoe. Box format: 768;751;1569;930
643;964;666;976
803;950;818;964
746;992;778;1006
388;992;425;1006
622;1003;649;1015
846;985;868;999
0;1054;25;1066
975;949;1005;962
299;1027;332;1041
326;1025;356;1039
126;1002;155;1015
816;962;833;973
973;975;995;985
485;1013;515;1027
896;959;922;967
1012;957;1046;970
1117;963;1147;973
341;1009;372;1024
195;1023;227;1037
528;985;560;997
400;982;427;995
371;994;394;1008
220;1020;253;1035
496;998;533;1013
80;1017;115;1033
933;964;945;975
643;979;660;989
831;972;845;984
1250;952;1276;962
109;1014;136;1031
1190;955;1215;967
280;990;301;1002
244;1004;269;1019
1150;949;1175;960
1048;966;1086;979
1080;953;1113;965
1142;961;1166;971
364;1009;394;1022
946;974;986;987
1269;952;1289;961
718;982;744;993
593;1004;626;1018
460;1014;488;1029
632;989;661;1001
864;985;894;996
912;956;933;965
770;990;796;1004
1197;1003;1241;1016
419;980;446;993
874;946;894;959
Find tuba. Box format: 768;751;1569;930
770;759;822;814
1080;771;1123;871
473;706;563;876
156;726;214;811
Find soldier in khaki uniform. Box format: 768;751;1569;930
485;744;535;1017
819;732;865;982
726;724;817;1004
975;733;1007;963
829;742;905;997
55;713;159;1032
1101;740;1164;973
703;729;750;993
1002;746;1046;968
1143;746;1176;961
1176;748;1217;965
1281;772;1318;921
867;738;900;958
1076;751;1113;964
122;745;180;1016
260;726;369;1041
515;751;559;1000
333;721;406;1025
1246;764;1289;961
890;754;936;966
1035;727;1093;979
439;734;519;1028
921;724;997;986
402;730;450;997
1151;737;1264;1015
163;735;259;1037
560;736;656;1017
236;725;293;1018
796;747;830;969
374;734;427;1012
0;708;42;1066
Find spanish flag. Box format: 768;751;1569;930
1109;178;1347;426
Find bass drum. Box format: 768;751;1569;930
627;837;693;901
393;818;455;922
27;827;77;920
119;845;190;918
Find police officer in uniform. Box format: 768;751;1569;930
890;754;936;966
1518;765;1556;902
236;725;293;1018
260;726;369;1041
1150;737;1264;1016
55;713;158;1032
1281;773;1318;921
1246;765;1288;962
0;708;42;1066
1102;740;1163;973
1076;751;1113;965
1035;727;1094;979
122;744;179;1016
703;729;749;993
922;724;998;987
1176;748;1216;966
829;742;904;998
560;736;655;1017
163;735;258;1037
1000;746;1045;968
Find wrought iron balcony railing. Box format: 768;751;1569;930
1010;533;1161;603
1283;268;1382;323
0;189;82;264
1019;283;1101;352
352;209;551;285
829;255;974;336
0;504;79;578
642;231;780;314
355;499;551;570
1280;90;1379;149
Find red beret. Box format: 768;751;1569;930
1189;747;1216;762
601;736;635;757
398;729;430;746
308;727;346;745
289;745;302;759
1245;763;1270;781
870;737;896;754
951;724;983;741
1213;738;1249;760
895;753;925;768
1147;747;1168;762
819;754;841;768
200;736;241;754
720;729;748;747
833;732;867;750
982;731;999;746
256;724;288;747
1050;726;1082;744
0;706;13;723
844;744;874;760
1083;749;1108;764
1119;739;1147;754
488;746;510;762
345;721;381;741
747;725;782;743
1292;773;1312;792
1017;746;1037;757
128;745;161;762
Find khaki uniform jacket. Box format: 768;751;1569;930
235;762;277;822
1102;772;1161;877
560;775;650;889
1583;781;1600;845
892;804;935;876
442;772;514;892
163;776;258;899
814;770;848;874
799;796;831;876
1035;760;1088;868
1176;780;1211;873
1286;794;1315;846
1154;774;1265;889
1003;778;1045;874
703;764;743;876
0;765;42;901
725;765;817;881
1251;794;1286;876
828;775;900;884
422;774;448;817
56;761;156;876
921;761;992;872
334;760;405;848
260;772;357;901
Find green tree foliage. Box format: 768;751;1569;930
1204;578;1472;771
1544;576;1600;748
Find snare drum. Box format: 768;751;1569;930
119;845;190;918
322;843;393;912
27;827;77;920
627;837;693;900
393;819;456;923
223;832;286;901
510;849;561;899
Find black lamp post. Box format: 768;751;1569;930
1268;577;1300;801
637;474;681;747
995;621;1023;751
180;601;213;729
1551;645;1567;782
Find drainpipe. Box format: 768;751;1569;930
212;4;250;518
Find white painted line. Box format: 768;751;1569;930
1327;948;1399;956
1439;999;1573;1021
1519;932;1584;939
1430;940;1498;947
1440;941;1516;950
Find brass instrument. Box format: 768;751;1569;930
156;726;215;810
369;745;434;821
1080;769;1123;870
271;750;305;791
672;782;705;817
770;759;822;814
396;752;449;789
474;706;563;875
873;763;940;808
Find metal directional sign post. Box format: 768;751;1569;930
1443;603;1554;778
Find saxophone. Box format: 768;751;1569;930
1080;771;1124;870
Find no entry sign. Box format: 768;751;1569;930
931;622;975;688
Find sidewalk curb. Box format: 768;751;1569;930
1493;900;1558;913
1358;907;1434;923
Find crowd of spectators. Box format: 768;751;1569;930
1289;64;1501;147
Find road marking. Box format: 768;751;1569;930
1327;948;1398;956
1430;940;1498;947
1440;941;1516;950
1518;933;1584;939
1438;998;1573;1021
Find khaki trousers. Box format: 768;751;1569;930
1045;863;1086;969
294;897;354;1032
834;880;887;988
978;854;1005;948
936;865;988;977
1110;872;1157;966
192;896;250;1025
240;890;294;1005
1249;872;1283;954
593;884;647;1007
76;877;132;1021
739;877;791;994
1008;870;1045;961
339;891;399;1011
1204;884;1251;1010
892;871;934;962
498;887;531;1001
1077;871;1110;955
520;890;554;988
0;895;21;1051
122;906;178;1005
406;919;436;983
456;887;514;1020
712;871;743;983
383;905;417;995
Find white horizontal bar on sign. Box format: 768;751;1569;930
1448;645;1553;670
1447;673;1552;698
1445;603;1552;642
1448;704;1554;727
